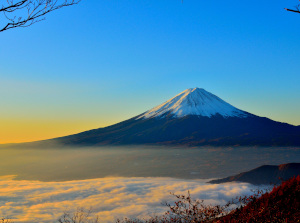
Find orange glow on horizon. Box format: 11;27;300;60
0;119;114;144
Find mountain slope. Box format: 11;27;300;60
209;163;300;185
32;88;300;147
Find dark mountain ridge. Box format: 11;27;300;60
53;113;300;147
209;163;300;185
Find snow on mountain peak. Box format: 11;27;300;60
137;88;248;119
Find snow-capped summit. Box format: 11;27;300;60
137;87;248;119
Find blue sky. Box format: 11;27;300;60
0;0;300;143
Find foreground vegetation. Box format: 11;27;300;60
219;175;300;222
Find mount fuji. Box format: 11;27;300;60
43;88;300;146
137;88;249;119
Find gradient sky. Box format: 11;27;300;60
1;0;300;143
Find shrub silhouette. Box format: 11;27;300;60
57;207;100;223
117;190;229;223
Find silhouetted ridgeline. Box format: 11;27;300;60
209;163;300;185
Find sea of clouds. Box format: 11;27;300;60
0;176;258;222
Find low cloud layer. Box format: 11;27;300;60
0;177;257;222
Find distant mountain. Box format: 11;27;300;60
27;88;300;146
209;163;300;185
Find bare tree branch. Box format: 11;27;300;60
0;0;81;32
285;8;300;14
285;1;300;14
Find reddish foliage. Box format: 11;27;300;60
218;175;300;223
